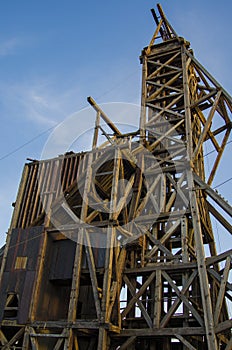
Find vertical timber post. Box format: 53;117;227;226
181;45;218;349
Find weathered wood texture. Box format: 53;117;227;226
0;4;231;350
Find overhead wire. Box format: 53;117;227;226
0;68;141;246
1;231;45;251
0;70;232;249
203;139;232;158
2;141;232;251
203;139;232;189
213;177;232;190
0;69;139;162
0;126;55;161
179;136;232;194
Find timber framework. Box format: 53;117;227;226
0;4;232;350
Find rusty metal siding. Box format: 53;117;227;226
33;235;73;321
49;239;76;281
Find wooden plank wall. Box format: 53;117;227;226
12;152;85;229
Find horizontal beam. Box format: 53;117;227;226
30;333;67;338
116;327;205;337
124;262;197;274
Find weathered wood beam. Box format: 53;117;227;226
114;174;135;220
190;89;217;109
156;3;179;39
118;327;205;337
166;173;189;207
30;333;66;339
225;336;232;350
208;128;231;185
84;232;101;320
101;150;120;322
53;337;65;350
128;159;144;221
147;72;182;102
139;56;147;140
153;269;162;327
165;173;186;212
87;96;121;136
206;249;232;266
125;263;199;275
207;201;232;234
146;220;180;258
175;334;197;350
97;328;108;350
148;119;184;151
146;96;183;127
207;269;232;304
118;336;137;350
29;231;47;321
1;328;25;350
214;256;231;325
146;231;175;260
194;106;220;152
98;149;122;349
92;111;101;148
136;174;161;217
67;152;94;327
160;270;198;328
0;330;8;345
215;319;232;334
146;51;181;80
122;272;156;320
146;18;163;54
193;91;222;160
147;78;182;94
185;49;232;104
108;248;127;326
182;45;218;349
22;328;30;350
162;271;204;326
123;275;153;328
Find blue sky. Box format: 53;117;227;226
0;0;231;249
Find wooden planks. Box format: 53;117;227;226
0;4;231;350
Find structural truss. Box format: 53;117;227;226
0;4;231;350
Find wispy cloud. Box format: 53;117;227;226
0;78;82;127
0;37;23;57
40;102;141;160
20;85;60;126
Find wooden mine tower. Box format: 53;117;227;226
0;4;231;350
